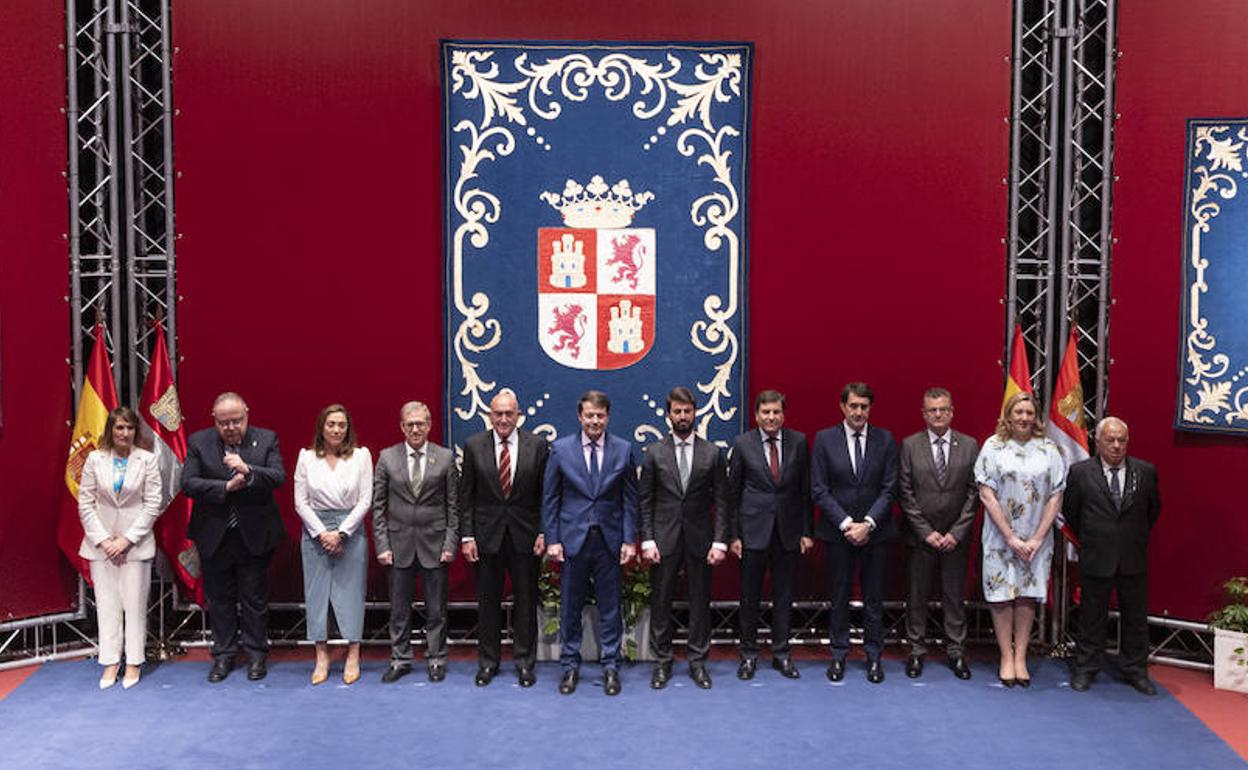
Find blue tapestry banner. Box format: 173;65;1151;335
442;41;751;449
1177;119;1248;434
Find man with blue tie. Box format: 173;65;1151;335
542;390;638;696
811;382;898;684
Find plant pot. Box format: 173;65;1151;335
535;605;602;661
1213;628;1248;693
624;607;655;661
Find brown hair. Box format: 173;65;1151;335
666;386;696;411
754;389;785;412
995;391;1046;441
312;404;357;458
578;390;611;414
99;406;143;451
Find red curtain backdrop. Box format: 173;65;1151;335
171;0;1010;602
0;3;75;618
1111;0;1248;619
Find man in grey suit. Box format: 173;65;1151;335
639;386;729;690
898;387;978;680
372;401;458;683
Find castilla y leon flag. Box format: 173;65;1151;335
1046;324;1087;551
140;320;203;603
1001;323;1033;414
58;323;118;582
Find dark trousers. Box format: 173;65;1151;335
1075;570;1150;678
739;527;797;660
828;538;886;661
560;527;622;671
201;527;272;661
649;534;713;666
388;561;448;666
905;542;970;656
476;530;540;670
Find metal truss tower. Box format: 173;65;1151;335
1;0;176;670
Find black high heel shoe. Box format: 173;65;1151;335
999;676;1017;688
1016;677;1031;688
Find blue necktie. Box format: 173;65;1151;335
1109;467;1122;510
853;432;864;480
588;441;600;486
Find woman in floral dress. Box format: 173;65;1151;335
974;392;1066;687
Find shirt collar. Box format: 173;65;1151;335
581;431;601;448
758;427;779;443
927;429;950;444
405;442;425;459
844;423;869;440
673;433;694;447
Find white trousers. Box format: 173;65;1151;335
89;558;152;666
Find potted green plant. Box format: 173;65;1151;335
621;560;653;661
1209;576;1248;693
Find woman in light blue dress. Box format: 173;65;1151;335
974;392;1066;688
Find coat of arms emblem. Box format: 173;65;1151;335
537;175;656;370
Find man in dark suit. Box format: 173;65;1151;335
639;386;729;690
542;390;638;696
1065;416;1161;695
459;388;549;688
811;381;898;684
728;389;811;680
182;392;287;683
372;401;458;683
898;387;978;680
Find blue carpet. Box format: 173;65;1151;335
0;658;1242;769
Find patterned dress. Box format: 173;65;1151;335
975;436;1066;602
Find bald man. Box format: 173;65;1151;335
1064;417;1161;695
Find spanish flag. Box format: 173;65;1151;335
57;324;118;581
1001;323;1033;414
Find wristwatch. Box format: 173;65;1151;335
336;529;349;542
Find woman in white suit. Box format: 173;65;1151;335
78;406;163;689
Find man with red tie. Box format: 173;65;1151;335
728;390;812;680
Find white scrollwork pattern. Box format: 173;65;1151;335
447;46;747;441
1181;124;1248;428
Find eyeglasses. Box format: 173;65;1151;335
214;416;246;428
402;420;430;430
923;407;953;415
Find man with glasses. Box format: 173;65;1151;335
898;387;979;680
183;392;287;683
372;401;459;683
458;389;549;687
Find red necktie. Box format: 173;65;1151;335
499;439;512;498
767;436;780;483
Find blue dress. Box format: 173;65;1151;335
974;436;1066;602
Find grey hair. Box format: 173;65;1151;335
399;401;431;421
491;388;518;407
212;391;248;413
1094;415;1129;441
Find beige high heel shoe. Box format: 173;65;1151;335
122;665;141;689
343;643;361;685
99;663;119;690
311;642;331;685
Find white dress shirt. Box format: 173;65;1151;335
641;434;728;553
758;427;782;467
840;423;875;532
293;446;374;537
462;431;516;545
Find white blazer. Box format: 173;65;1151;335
77;447;163;561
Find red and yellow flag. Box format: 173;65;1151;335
1001;323;1033;414
1047;324;1088;550
58;324;119;580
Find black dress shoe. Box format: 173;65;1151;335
771;657;800;679
737;658;757;680
650;662;672;689
1126;675;1157;696
826;659;845;682
517;666;536;688
604;669;621;696
866;658;884;684
949;656;972;680
381;664;411;683
246;658;267;681
558;669;579;695
689;665;712;690
475;666;497;686
905;655;924;678
1070;671;1091;691
428;664;446;682
208;658;233;683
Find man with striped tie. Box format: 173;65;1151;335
459;389;549;688
898;387;979;681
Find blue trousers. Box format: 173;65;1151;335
301;509;367;642
560;527;622;671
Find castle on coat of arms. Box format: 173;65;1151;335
607;299;644;354
548;233;588;288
